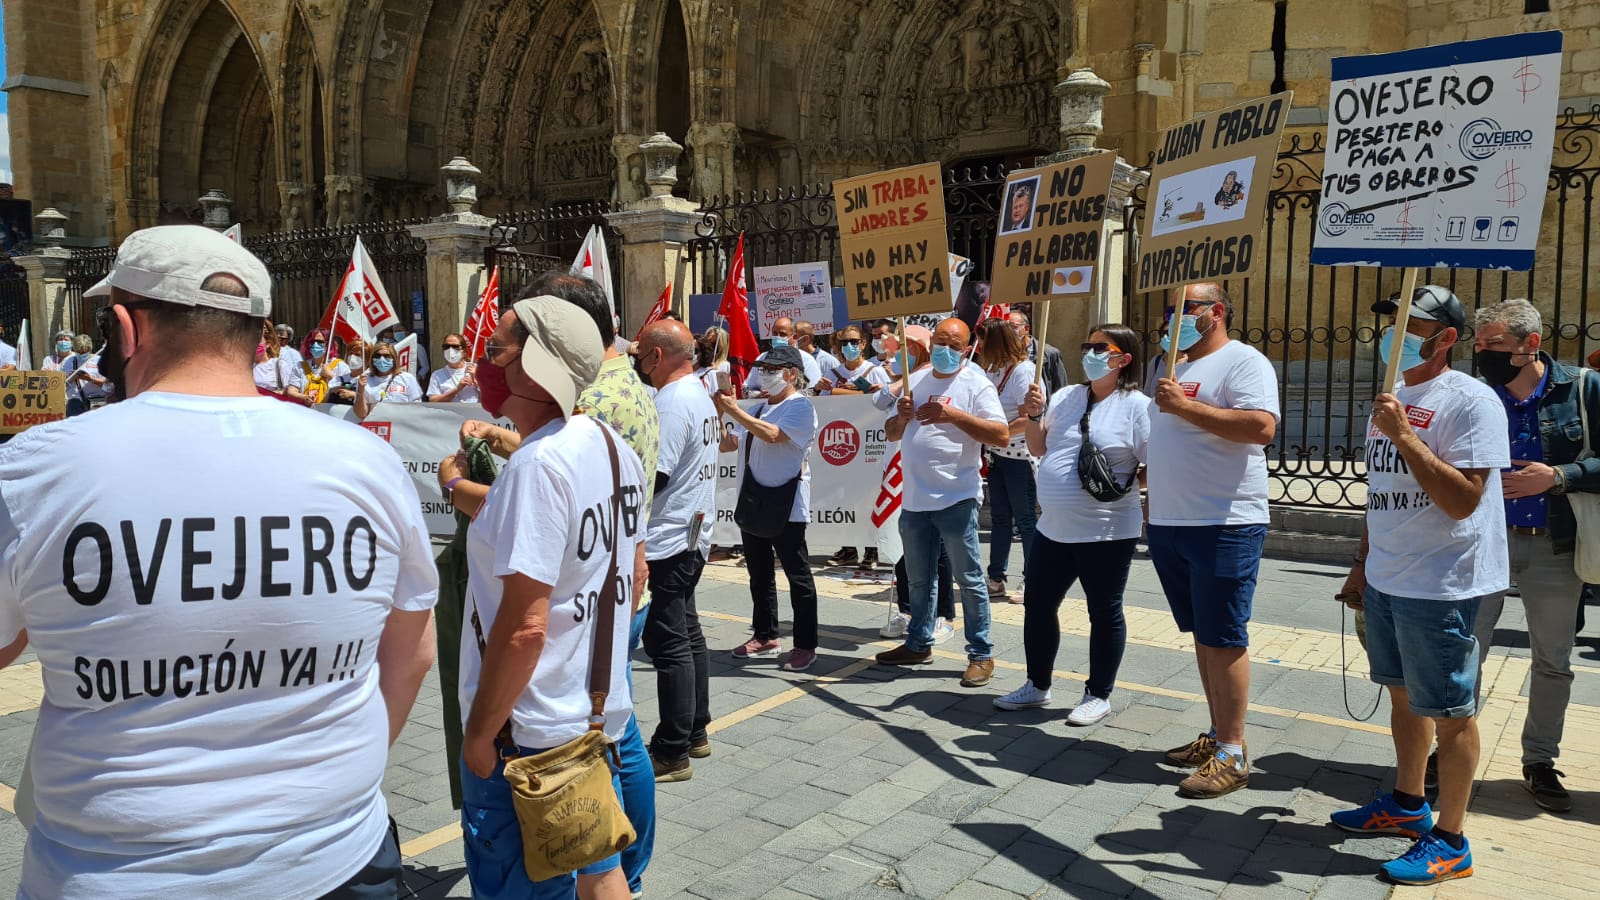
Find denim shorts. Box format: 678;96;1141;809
1361;586;1481;718
1147;523;1266;648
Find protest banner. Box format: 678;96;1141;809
1136;91;1294;296
1309;31;1562;390
754;262;835;336
992;151;1117;303
835;162;953;321
0;371;66;434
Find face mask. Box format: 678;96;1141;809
310;342;327;359
476;356;512;416
930;345;963;375
374;357;395;374
444;348;464;365
871;338;889;355
1474;349;1527;386
770;336;789;348
56;340;72;354
346;355;364;370
632;350;658;387
1377;327;1433;374
759;370;788;395
1082;350;1115;382
840;343;861;362
1158;313;1210;352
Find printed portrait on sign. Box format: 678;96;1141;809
1213;171;1246;210
999;176;1040;235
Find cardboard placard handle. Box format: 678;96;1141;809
1380;268;1420;396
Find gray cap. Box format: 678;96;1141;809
85;225;271;317
1373;284;1466;334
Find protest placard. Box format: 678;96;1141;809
835;162;953;320
753;262;835;335
0;371;67;434
992;151;1116;302
1310;31;1563;270
1136;92;1293;294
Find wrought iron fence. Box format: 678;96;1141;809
486;202;620;313
1121;104;1600;510
245;222;429;340
64;247;118;337
0;255;28;343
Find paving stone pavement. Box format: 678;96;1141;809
2;545;1598;899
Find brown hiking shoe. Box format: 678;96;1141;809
875;644;933;666
1164;732;1217;768
960;659;995;687
652;754;693;783
1178;746;1249;799
689;738;711;759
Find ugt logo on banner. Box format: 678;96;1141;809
819;420;860;466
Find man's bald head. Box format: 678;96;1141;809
638;319;695;361
932;317;971;350
1182;282;1233;326
772;317;795;340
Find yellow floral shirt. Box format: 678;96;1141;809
577;354;661;510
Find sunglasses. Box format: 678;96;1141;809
838;339;861;347
443;343;464;350
1080;342;1124;354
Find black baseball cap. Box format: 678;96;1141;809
761;344;807;370
1372;284;1465;334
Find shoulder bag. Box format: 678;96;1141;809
1569;369;1600;581
468;424;635;882
1076;386;1138;502
733;402;803;539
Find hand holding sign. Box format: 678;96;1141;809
1370;393;1412;442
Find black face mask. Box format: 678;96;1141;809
1475;349;1527;386
96;307;130;400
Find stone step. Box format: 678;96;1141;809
1264;529;1360;565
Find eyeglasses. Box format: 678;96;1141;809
484;342;515;357
1080;342;1124;354
838;340;861;347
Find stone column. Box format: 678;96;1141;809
199;190;233;230
407;158;494;361
685;122;739;202
16;208;75;359
606;133;700;333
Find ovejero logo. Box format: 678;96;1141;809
1319;202;1375;237
819;420;860;466
1459;117;1535;162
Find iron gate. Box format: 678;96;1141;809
486;202;620;314
246;222;429;340
0;255;27;343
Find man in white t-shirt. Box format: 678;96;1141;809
426;331;480;402
1331;286;1508;886
794;320;839;384
874;318;1009;687
633;320;719;782
743;316;821;394
1147;282;1280;800
0;225;440;898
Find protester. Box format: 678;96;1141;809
694;325;730;394
874;325;957;642
64;334;107;415
427;332;480;403
794;320;839;388
715;344;821;669
868;319;897;363
299;327;351;405
456;296;646;900
1332;285;1508;885
41;330;75;371
995;324;1148;725
634;320;719;781
1147;282;1279;799
354;340;424;417
329;339;370;404
0;224;439;897
253;322;307;402
823;324;891;569
744;316;821;393
977;317;1038;603
1464;298;1592;813
385;322;429;374
275;322;303;369
1008;310;1067;397
875;319;1008;686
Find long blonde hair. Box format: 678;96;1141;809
698;326;729;368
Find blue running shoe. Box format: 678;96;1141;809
1381;831;1473;885
1330;790;1434;838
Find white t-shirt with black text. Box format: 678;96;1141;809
900;365;1007;513
648;377;719;560
0;393;439;899
1146;340;1280;526
460;415;647;749
830;359;890;396
427;365;480;403
731;393;818;523
1037;385;1151;543
1365;369;1510;600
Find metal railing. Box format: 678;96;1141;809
486;202;620;310
63;247;117;337
245;222;429;338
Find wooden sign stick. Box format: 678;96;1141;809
1033;303;1050;386
898;315;914;407
1380;268;1420;395
1164;286;1184;383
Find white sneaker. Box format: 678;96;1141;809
993;681;1052;710
932;619;956;644
880;610;910;639
1067;692;1112;726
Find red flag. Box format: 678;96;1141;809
871;450;904;528
316;236;400;346
464;266;500;360
717;233;759;395
635;283;672;341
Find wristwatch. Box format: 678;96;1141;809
443;476;463;502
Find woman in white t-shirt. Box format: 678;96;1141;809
353;341;423;419
993;324;1150;727
426;332;480;403
252;324;307;404
976;317;1037;603
693;326;730;395
41;330;76;372
297;328;351;405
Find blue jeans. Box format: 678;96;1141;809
1363;586;1482;719
619;607;654;893
1147;524;1266;648
900;499;992;659
986;455;1037;583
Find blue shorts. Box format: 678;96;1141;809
1148;523;1266;648
1361;586;1481;718
460;753;623;899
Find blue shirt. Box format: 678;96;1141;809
1496;367;1549;528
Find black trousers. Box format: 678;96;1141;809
741;522;818;648
896;547;956;620
644;548;711;762
1023;536;1138;699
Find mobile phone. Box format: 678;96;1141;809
715;371;733;394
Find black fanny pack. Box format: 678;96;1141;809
1076;387;1138;502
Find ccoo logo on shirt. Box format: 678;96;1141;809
1180;382;1200;398
1405;406;1435;429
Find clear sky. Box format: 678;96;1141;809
0;11;11;184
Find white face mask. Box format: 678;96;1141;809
347;355;364;370
760;370;788;395
871;338;889;355
444;348;464;365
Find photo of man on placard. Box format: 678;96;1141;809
1000;177;1040;235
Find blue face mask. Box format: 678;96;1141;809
1377;327;1432;373
310;342;326;358
1158;313;1209;352
930;345;963;375
840;343;861;361
1082;350;1114;382
374;357;395;374
770;336;789;347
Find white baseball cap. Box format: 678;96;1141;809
510;295;604;421
86;225;272;318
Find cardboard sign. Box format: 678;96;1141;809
992;151;1116;302
835;162;953;319
1310;31;1563;270
754;262;835;336
0;371;67;434
1136;92;1293;293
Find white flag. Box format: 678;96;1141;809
570;226;617;321
393;334;419;377
321;236;400;345
15;319;31;370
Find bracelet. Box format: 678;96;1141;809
1352;553;1367;565
1552;465;1569;495
1028;413;1042;422
443;476;463;503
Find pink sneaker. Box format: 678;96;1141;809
732;637;782;659
781;648;817;671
